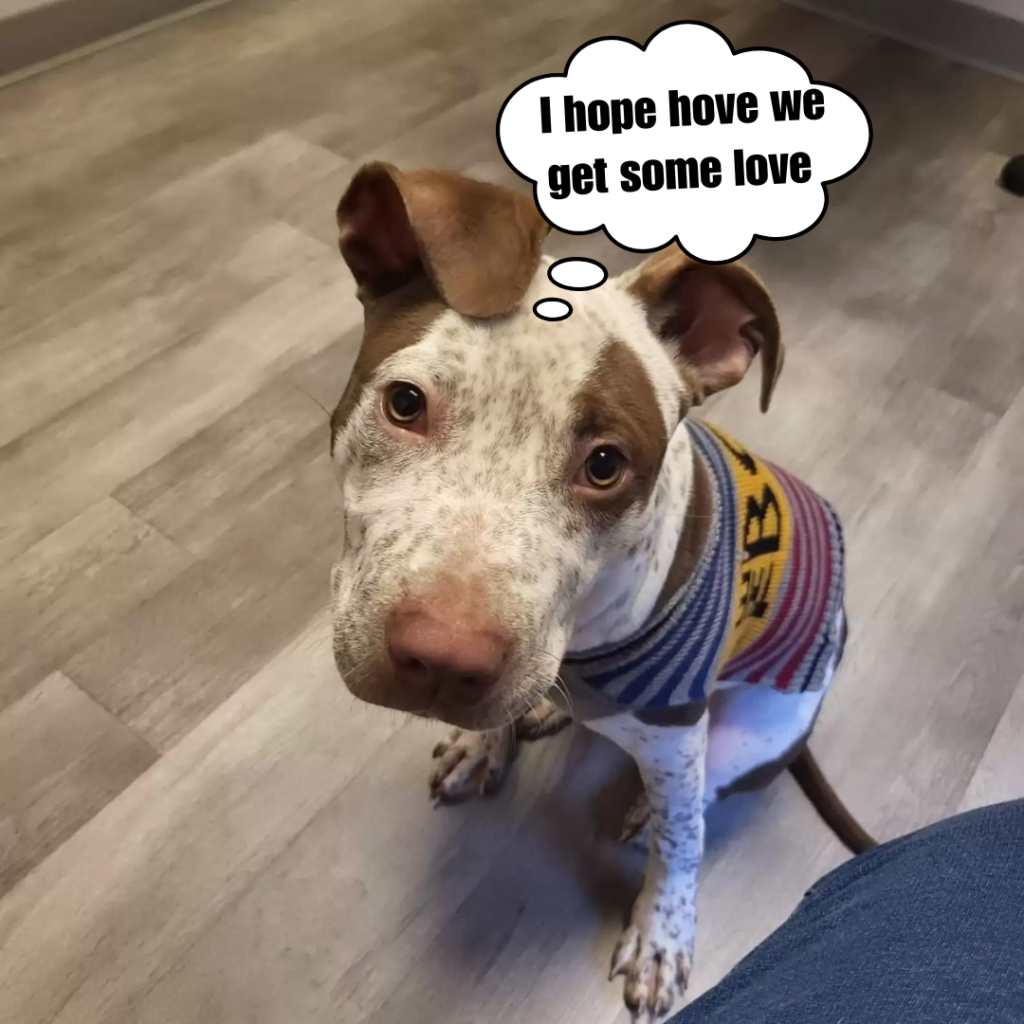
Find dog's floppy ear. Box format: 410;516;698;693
337;162;551;318
625;248;784;413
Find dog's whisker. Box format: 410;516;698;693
526;648;575;718
506;711;519;759
288;382;333;421
553;674;575;721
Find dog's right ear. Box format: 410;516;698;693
623;248;784;413
336;163;551;319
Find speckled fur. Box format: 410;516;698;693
331;257;689;729
589;712;707;1017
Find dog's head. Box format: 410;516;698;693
329;163;782;729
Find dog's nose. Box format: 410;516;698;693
387;608;510;705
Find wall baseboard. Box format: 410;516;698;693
788;0;1024;82
0;0;228;82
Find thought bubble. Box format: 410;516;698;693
534;298;572;321
497;21;872;263
533;258;608;320
548;257;608;289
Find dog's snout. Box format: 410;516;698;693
387;601;510;706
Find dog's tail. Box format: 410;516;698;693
789;747;877;855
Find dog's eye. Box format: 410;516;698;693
383;383;426;426
583;446;627;489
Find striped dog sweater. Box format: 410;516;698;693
564;420;846;709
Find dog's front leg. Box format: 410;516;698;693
430;696;571;802
429;726;516;802
588;711;708;1017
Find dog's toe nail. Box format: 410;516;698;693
624;978;650;1017
676;952;692;987
611;929;640;980
652;985;674;1017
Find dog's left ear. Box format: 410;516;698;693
624;248;784;413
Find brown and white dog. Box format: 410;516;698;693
329;163;872;1016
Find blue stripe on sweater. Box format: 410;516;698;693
615;554;718;704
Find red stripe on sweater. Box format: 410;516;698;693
763;466;826;687
776;470;834;688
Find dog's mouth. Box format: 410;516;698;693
347;679;534;732
333;640;548;732
406;696;525;732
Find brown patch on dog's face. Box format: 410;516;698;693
330;276;446;448
569;339;669;528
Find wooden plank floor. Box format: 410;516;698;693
1;1;1023;1021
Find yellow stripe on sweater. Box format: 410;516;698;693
704;425;794;666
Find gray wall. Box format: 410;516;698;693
960;0;1024;20
789;0;1024;79
0;0;217;81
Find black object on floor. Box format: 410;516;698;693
999;154;1024;195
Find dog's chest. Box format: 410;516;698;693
565;421;847;710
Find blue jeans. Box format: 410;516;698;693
674;800;1024;1024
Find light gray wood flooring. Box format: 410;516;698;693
1;1;1023;1021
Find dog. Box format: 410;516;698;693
329;162;874;1017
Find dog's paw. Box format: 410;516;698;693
610;892;696;1018
515;696;572;740
430;727;515;803
619;791;651;849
